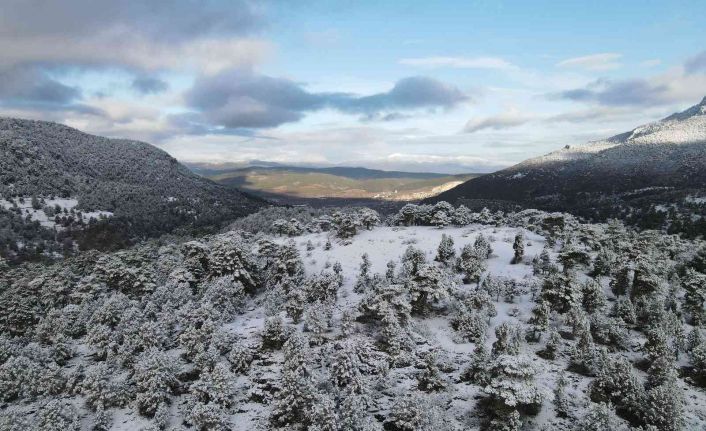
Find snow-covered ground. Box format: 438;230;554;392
0;196;113;229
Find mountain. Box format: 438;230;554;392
196;164;479;202
0;118;264;262
429;97;706;232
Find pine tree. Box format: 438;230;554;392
492;322;522;357
610;266;632;297
431;211;451;228
190;362;235;408
385;260;397;282
406;264;453;315
435;234;456;264
309;393;338;431
577;402;621;431
330;340;365;394
474;233;493;259
354;253;372;294
511;232;525;264
643;379;683;431
462;342;491;385
682;268;706;325
526;300;550;342
417;352;447;392
456;244;486;285
582;278;607;314
484;354;544;414
589;356;645;422
271;333;315;427
401;246;426;277
227;341;253;374
554;371;569;418
37;399;81;431
133;348;180;416
613;296;637;324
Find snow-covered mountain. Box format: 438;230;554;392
429;97;706;223
0;118;264;261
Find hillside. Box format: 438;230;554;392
429;97;706;233
0;118;264;262
201;165;478;201
2;204;706;430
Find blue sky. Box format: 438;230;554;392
1;0;705;173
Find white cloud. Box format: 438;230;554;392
399;56;517;70
556;53;622;71
0;33;271;74
463;108;537;133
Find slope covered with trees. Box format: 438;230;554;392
2;202;706;430
429;97;706;236
0;118;264;263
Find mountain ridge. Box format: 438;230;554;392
427;97;706;231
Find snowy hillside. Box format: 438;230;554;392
0;117;264;263
430;97;706;233
2;203;705;431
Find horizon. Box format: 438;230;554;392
0;1;705;173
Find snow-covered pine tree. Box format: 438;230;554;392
582;278;607;314
553;371;569;418
354;253;372;294
406;263;453;315
271;333;316;427
511;232;525;264
435;234;456;265
682;268;706;325
492;322;522;357
133;348;180;416
417;352;447;392
456;244;486;285
474;233;493;259
576;402;622;431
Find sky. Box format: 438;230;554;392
1;0;705;174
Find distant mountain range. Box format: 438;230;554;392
0;118;264;261
429;96;706;233
189;163;479;202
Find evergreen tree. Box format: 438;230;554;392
511;232;525;264
271;333;315;427
417;352;447;392
492;322;522;357
682;268;706;325
577;402;622;431
133;348;180;416
554;371;569;418
354;253;372;294
456;244;486;285
610;266;632;297
582;278;607;314
435;234;456;264
474;233;493;259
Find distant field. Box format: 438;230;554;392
208;167;480;200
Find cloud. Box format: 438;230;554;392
0;1;269;74
0;0;263;42
183;70;469;130
463;109;535;133
0;34;271;75
0;65;80;105
556;53;622;71
686;50;706;74
549;64;706;107
337;76;469;114
399;56;516;70
131;76;169;95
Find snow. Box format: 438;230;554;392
0;196;113;229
